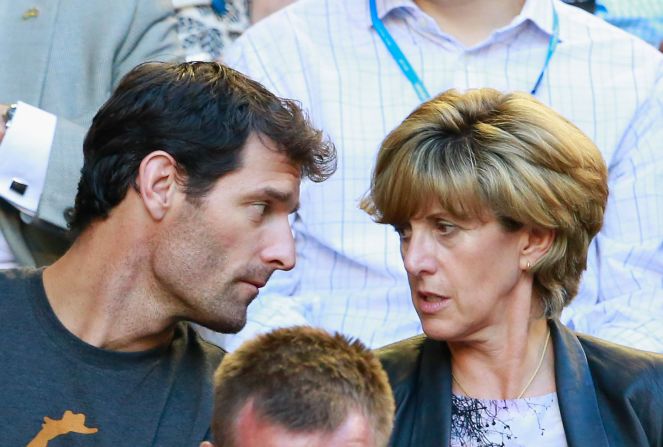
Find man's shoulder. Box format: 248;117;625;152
54;0;172;21
0;268;40;297
557;0;662;60
0;267;40;280
226;0;362;68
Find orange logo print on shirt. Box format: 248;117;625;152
27;410;98;447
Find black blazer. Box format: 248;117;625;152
377;320;663;446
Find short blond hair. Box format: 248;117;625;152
211;326;395;446
361;88;608;317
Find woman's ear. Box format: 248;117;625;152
135;150;180;221
520;226;555;271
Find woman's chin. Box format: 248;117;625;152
419;317;457;341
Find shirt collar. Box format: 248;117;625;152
514;0;558;38
365;0;560;40
363;0;418;28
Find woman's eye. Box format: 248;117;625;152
393;225;411;240
436;221;456;235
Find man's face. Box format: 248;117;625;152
232;401;376;447
153;133;300;332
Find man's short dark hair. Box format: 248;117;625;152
70;61;335;233
211;326;395;447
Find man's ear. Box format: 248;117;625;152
200;442;215;447
136;150;180;221
520;226;555;271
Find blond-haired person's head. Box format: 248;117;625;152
362;88;607;319
202;326;395;447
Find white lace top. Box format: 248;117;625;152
450;393;568;447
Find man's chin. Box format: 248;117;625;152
194;313;247;335
188;287;257;334
202;319;246;334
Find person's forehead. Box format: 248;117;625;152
203;134;301;206
325;411;375;446
235;403;374;447
236;135;301;183
240;133;300;171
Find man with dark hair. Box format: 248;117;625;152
203;326;395;447
0;61;335;446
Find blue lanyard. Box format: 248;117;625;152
369;0;560;101
211;0;227;15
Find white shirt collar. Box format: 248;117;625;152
367;0;561;41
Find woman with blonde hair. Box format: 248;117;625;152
363;88;663;446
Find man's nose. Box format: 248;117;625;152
262;220;296;271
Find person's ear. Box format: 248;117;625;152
136;151;180;221
520;226;555;271
200;442;215;447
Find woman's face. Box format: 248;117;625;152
398;203;531;342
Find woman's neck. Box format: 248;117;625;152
414;0;526;46
448;318;555;400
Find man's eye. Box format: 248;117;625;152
252;203;268;217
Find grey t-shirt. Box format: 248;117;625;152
0;269;224;446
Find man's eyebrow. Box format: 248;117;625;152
262;187;291;202
259;187;300;213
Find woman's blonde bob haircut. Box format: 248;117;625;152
361;88;608;318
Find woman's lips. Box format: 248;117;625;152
415;291;451;314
